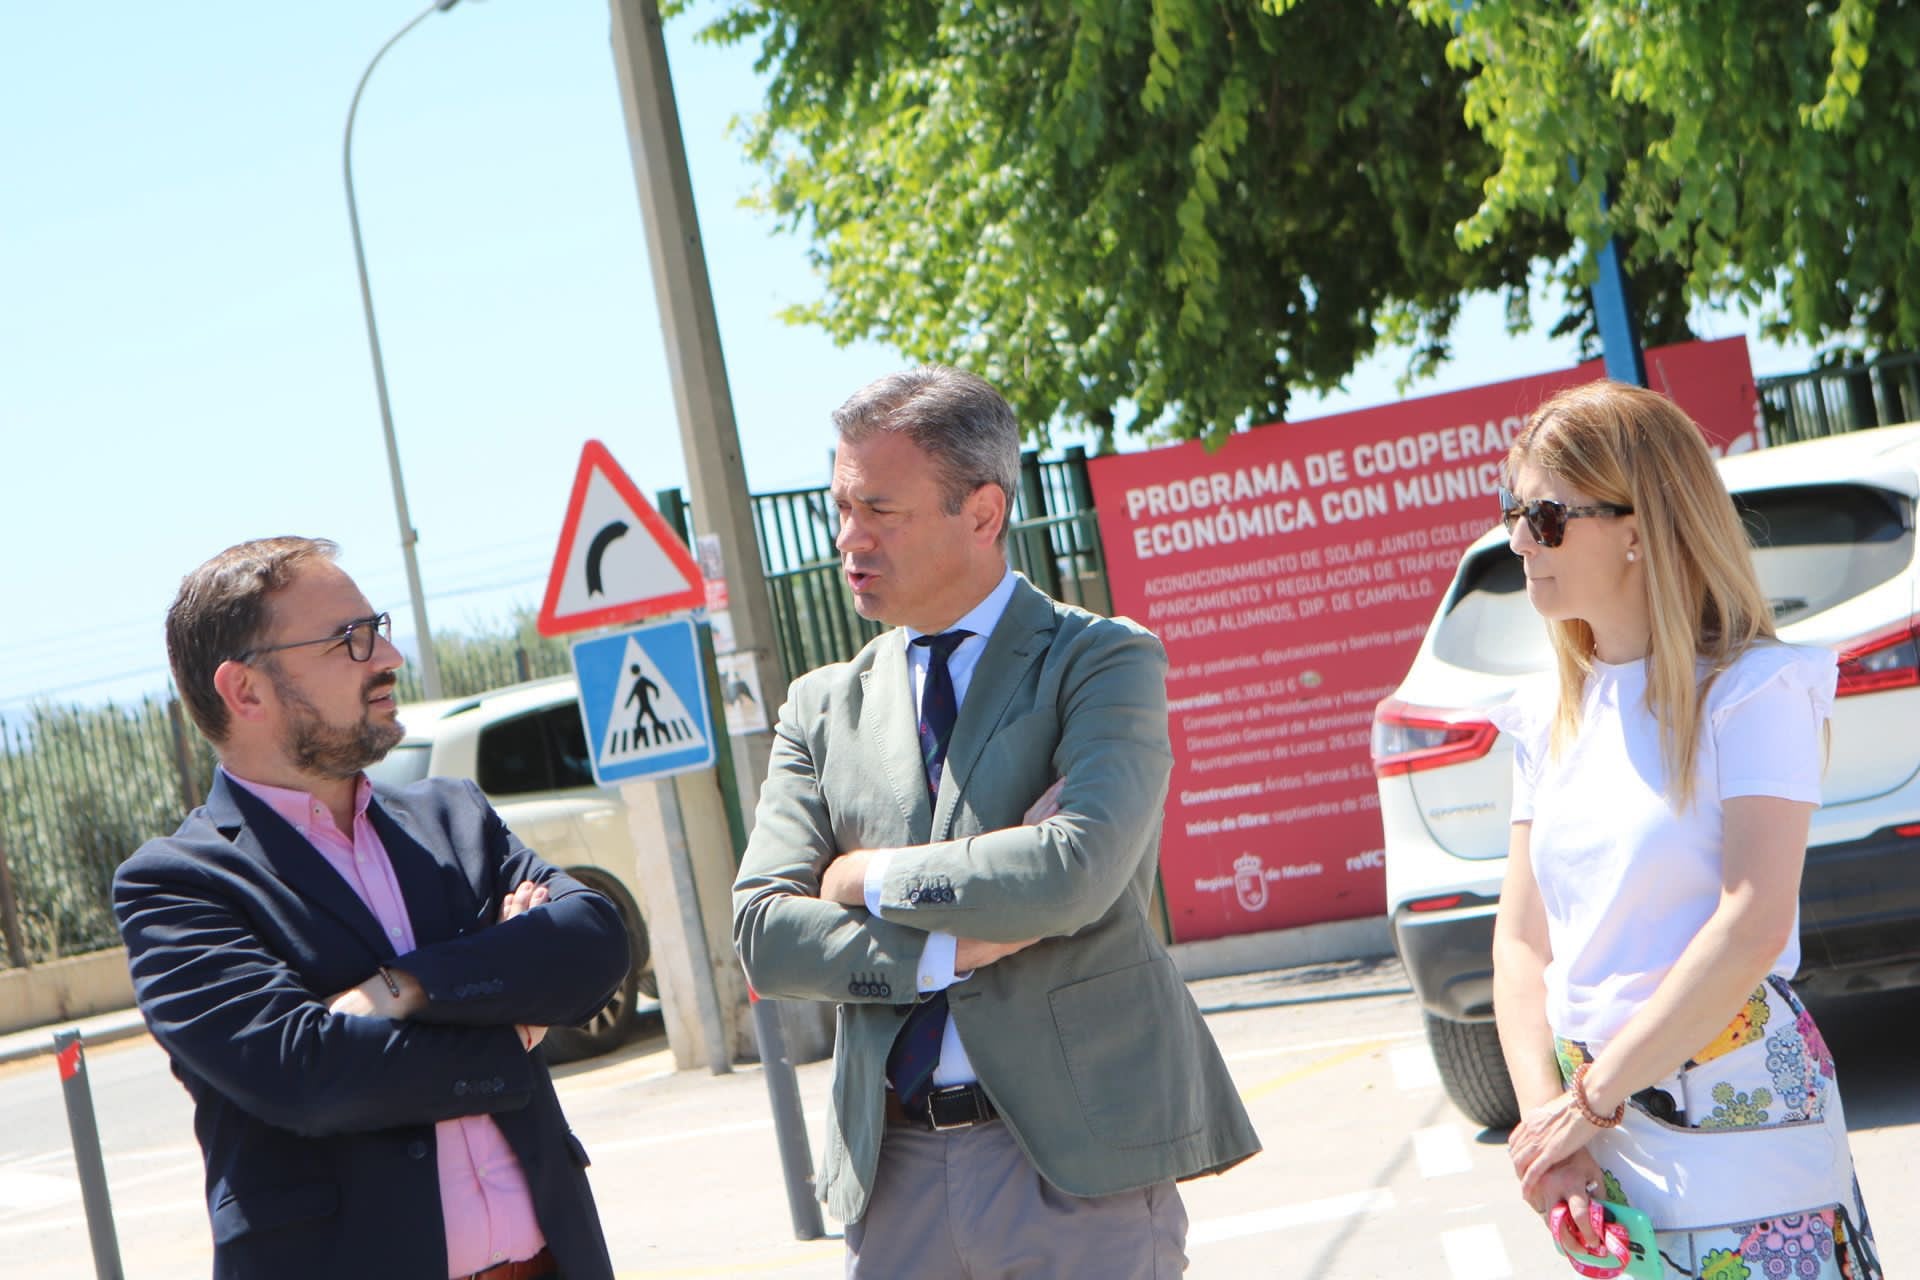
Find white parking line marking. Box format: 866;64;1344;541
0;1196;206;1240
587;1119;771;1154
0;1167;74;1213
9;1150;75;1172
1223;1030;1423;1064
1390;1042;1442;1090
1414;1123;1474;1177
1440;1224;1512;1279
1188;1188;1396;1246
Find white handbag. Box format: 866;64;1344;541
1591;1084;1857;1233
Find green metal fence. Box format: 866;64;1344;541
660;447;1111;680
1758;352;1920;444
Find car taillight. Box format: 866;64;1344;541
1834;617;1920;697
1371;698;1499;777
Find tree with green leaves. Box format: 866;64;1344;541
682;1;1915;443
1418;0;1919;363
681;0;1569;444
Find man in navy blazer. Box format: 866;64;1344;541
114;536;629;1280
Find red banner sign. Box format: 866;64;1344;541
1090;338;1761;941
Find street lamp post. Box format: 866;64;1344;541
343;0;461;699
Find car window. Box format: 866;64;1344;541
1739;484;1913;624
1431;483;1914;674
364;741;431;788
478;713;555;796
1432;549;1552;676
544;703;597;790
475;702;600;797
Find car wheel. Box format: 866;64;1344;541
544;867;651;1064
1424;1011;1519;1130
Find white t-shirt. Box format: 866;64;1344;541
1489;642;1837;1046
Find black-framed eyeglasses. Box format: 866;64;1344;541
1499;488;1632;549
238;613;392;664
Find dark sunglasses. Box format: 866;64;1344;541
1498;488;1633;548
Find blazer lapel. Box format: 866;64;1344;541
369;798;466;948
936;578;1055;833
861;632;932;840
208;774;395;961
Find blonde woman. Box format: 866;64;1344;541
1488;381;1881;1278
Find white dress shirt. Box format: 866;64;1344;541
862;567;1019;1087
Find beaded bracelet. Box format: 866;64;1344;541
375;965;402;999
1571;1061;1625;1129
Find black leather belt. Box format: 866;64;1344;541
886;1083;998;1131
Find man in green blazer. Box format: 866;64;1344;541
733;366;1260;1277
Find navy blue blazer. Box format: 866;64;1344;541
113;772;629;1280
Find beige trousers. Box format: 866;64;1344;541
844;1119;1188;1279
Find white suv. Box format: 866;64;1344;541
364;675;655;1062
1373;422;1920;1127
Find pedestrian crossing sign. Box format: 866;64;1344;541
570;618;715;784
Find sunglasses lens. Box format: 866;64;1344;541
1529;501;1567;547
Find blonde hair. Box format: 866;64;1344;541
1511;381;1775;810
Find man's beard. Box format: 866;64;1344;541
266;662;404;779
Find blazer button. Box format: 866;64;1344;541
406;1140;428;1160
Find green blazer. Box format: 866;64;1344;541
734;576;1260;1224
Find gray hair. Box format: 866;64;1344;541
831;365;1021;545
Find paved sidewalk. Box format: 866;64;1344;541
0;953;1408;1068
1186;953;1408;1013
7;955;1449;1279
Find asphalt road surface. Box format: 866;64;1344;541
4;963;1913;1278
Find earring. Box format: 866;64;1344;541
1627;550;1637;562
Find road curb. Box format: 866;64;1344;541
0;1012;149;1067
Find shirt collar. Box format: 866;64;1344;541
222;766;373;838
904;568;1019;649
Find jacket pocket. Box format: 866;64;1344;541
209;1181;339;1244
1049;956;1206;1149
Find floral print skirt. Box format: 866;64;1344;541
1555;977;1881;1280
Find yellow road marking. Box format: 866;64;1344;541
1239;1038;1392;1103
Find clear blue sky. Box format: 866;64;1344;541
0;1;1809;714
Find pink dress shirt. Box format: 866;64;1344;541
224;769;546;1278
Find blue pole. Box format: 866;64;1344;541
1591;193;1647;386
1453;0;1646;386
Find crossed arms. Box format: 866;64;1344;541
733;624;1173;1002
114;793;628;1138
